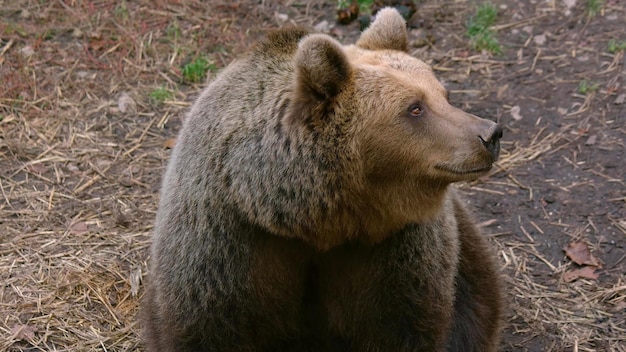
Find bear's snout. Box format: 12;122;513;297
479;124;503;161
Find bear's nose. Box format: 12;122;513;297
479;125;503;161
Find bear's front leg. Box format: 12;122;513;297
142;224;314;352
445;196;503;352
320;221;460;352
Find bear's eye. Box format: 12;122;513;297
408;104;424;118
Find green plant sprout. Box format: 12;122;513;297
182;56;216;83
467;3;501;54
149;87;174;105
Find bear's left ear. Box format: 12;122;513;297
356;7;408;52
294;34;351;102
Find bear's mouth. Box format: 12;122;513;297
434;164;493;175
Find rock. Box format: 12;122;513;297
118;92;137;114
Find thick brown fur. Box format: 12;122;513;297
142;8;503;352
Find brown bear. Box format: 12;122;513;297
142;7;503;352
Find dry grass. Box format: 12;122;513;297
0;1;330;350
1;0;624;351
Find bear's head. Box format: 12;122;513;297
286;8;502;242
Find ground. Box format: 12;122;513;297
0;0;624;351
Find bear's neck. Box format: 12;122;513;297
341;179;451;245
273;178;451;251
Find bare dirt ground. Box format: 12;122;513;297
1;0;624;351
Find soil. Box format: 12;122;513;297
1;0;624;351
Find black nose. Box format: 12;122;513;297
479;125;503;161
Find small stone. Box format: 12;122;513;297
76;71;92;79
563;0;577;16
19;9;31;19
533;34;547;46
275;12;288;23
577;55;590;62
20;46;34;58
72;28;84;38
119;177;134;187
118;92;136;114
314;20;330;33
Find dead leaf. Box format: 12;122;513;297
564;242;602;267
88;38;105;51
584;134;597;146
163;138;176;149
11;324;36;341
614;93;625;105
510;105;523;121
563;266;599;282
27;164;48;174
69;221;89;235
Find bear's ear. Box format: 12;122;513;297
294;34;351;102
356;7;408;52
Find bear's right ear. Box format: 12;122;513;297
356;7;408;52
294;34;351;103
